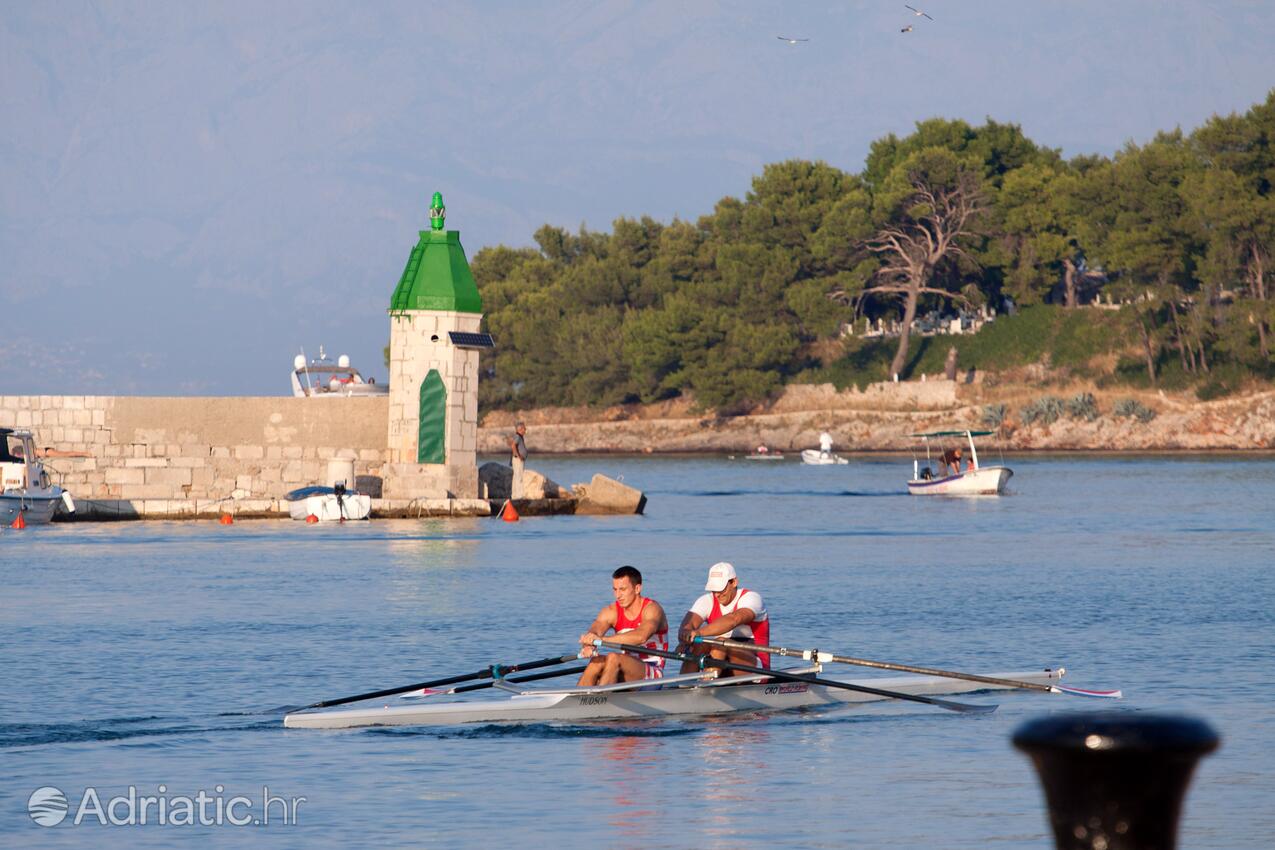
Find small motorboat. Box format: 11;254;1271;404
907;429;1012;495
1;429;76;525
285;483;371;522
801;449;848;465
291;346;389;398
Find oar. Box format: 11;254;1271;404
697;637;1122;699
597;640;995;714
403;664;591;698
300;653;580;710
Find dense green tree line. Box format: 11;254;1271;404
471;91;1275;411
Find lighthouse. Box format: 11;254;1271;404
384;192;492;499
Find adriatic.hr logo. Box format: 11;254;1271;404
25;784;306;827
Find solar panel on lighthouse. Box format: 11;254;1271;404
447;331;495;349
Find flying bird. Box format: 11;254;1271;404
900;25;913;33
777;36;810;44
905;5;933;20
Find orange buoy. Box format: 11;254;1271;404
306;514;319;524
219;513;234;525
11;512;26;529
501;500;520;522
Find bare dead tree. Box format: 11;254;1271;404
861;170;987;378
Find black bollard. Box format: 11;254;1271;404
1013;713;1218;850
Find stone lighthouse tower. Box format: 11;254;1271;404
384;192;491;499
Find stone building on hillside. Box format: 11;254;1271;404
383;192;494;499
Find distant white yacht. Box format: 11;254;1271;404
290;347;389;398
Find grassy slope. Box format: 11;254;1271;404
802;305;1133;390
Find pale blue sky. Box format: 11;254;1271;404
2;1;1273;395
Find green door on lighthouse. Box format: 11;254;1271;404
418;370;446;464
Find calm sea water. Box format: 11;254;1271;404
2;454;1273;848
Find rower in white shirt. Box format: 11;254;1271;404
676;562;771;675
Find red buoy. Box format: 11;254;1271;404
219;513;234;525
11;512;26;529
306;514;319;524
501;500;520;522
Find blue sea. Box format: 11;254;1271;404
2;454;1273;848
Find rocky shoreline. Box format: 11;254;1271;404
476;381;1275;453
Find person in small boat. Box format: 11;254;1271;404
578;565;670;685
939;447;963;476
677;562;771;676
819;431;833;457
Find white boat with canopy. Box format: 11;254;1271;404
283;638;1118;730
908;429;1012;495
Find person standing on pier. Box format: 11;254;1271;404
509;421;527;499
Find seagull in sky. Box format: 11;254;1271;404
904;5;933;20
900;25;913;33
777;36;810;45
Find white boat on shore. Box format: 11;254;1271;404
908;429;1012;496
1;429;75;525
285;484;371;522
291;347;388;398
801;449;848;465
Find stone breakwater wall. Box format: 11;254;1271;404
0;395;488;519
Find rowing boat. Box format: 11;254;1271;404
283;666;1064;729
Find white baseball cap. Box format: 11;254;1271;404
705;561;737;592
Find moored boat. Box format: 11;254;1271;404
284;484;371;522
1;429;75;525
291;347;388;398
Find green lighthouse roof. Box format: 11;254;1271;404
388;193;483;314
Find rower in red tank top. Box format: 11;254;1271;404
677;562;771;674
578;565;670;686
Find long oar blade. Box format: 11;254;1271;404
301;653;579;710
698;638;1122;700
1053;684;1123;699
599;640;995;714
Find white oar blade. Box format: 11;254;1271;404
1052;685;1123;699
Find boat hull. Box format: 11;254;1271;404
287;493;371;521
908;466;1012;496
801;450;848;465
0;493;62;525
283;668;1062;729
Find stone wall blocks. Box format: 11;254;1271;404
105;468;146;485
234;445;265;460
146;467;193;486
124;457;168;468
